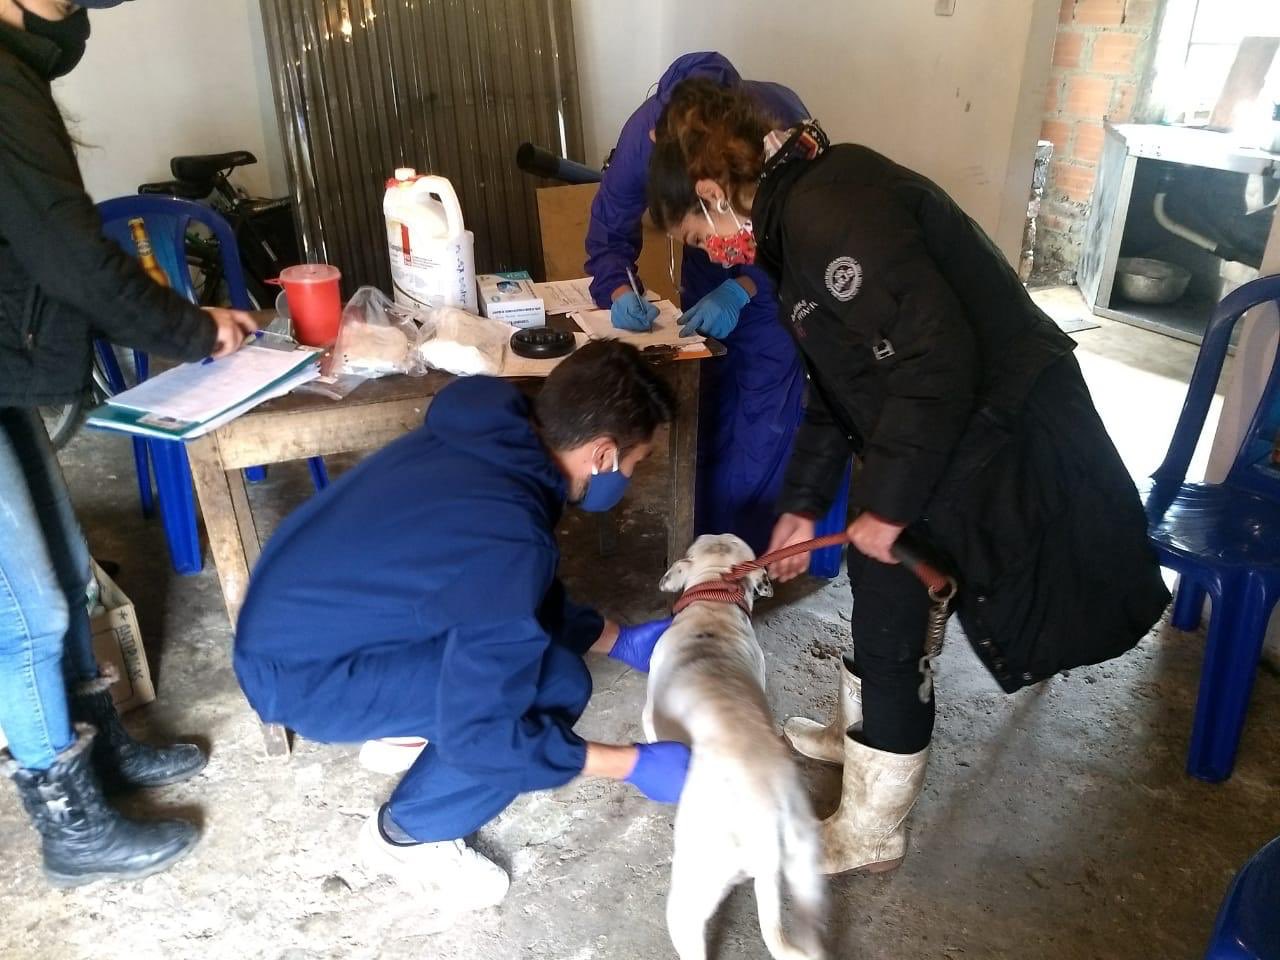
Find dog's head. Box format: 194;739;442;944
659;533;772;605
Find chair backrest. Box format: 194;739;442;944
1150;274;1280;505
95;195;252;310
1205;834;1280;958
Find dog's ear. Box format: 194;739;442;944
747;568;773;599
659;558;693;593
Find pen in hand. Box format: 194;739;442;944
625;265;643;304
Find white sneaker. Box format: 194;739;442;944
358;737;427;775
357;815;510;911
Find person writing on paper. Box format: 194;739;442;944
585;51;809;553
647;79;1168;876
234;342;689;917
0;0;255;888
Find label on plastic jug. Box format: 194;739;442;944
387;218;477;313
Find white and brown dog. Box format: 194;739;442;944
646;534;825;960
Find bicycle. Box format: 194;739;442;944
139;150;300;309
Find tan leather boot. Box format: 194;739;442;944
783;658;862;764
820;734;928;875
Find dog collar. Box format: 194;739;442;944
672;578;751;616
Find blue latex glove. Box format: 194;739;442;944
679;279;750;339
626;741;691;803
608;617;673;672
611;291;660;331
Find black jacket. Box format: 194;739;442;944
755;140;1169;692
0;25;214;407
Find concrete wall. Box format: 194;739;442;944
53;0;286;202
572;0;1061;263
1033;0;1164;284
53;0;1058;264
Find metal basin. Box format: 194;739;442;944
1116;257;1192;304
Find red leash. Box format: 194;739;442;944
672;533;959;616
678;531;959;705
725;532;958;601
671;579;751;615
671;535;855;616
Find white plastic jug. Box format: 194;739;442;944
384;169;478;313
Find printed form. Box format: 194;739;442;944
106;344;321;423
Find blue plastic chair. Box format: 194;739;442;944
1143;272;1280;782
1205;835;1280;959
810;460;853;579
96;195;328;575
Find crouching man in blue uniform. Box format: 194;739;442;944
233;341;687;914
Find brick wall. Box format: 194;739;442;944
1032;0;1164;284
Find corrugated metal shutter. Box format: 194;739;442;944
259;0;584;293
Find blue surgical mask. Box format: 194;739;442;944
578;449;630;513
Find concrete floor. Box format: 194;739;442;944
3;293;1278;960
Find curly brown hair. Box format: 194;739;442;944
648;78;775;230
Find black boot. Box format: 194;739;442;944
69;667;207;793
3;725;199;888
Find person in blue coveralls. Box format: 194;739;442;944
233;342;687;916
586;51;809;553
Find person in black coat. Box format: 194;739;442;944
0;0;256;888
647;78;1169;876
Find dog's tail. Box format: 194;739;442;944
754;771;826;960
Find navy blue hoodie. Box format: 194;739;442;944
233;377;603;792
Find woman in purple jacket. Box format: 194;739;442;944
585;52;810;553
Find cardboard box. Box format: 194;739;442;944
477;270;546;329
0;562;152;754
90;560;154;714
535;183;682;301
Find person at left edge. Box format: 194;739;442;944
585;51;809;553
0;0;256;888
234;341;688;918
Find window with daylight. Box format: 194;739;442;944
1160;0;1280;125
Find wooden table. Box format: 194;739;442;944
186;357;703;757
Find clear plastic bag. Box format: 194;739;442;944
328;286;421;379
415;307;510;376
327;286;511;380
295;371;367;401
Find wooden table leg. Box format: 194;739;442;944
666;361;700;567
187;435;291;759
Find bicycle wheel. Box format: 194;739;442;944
186;228;265;308
185;230;225;306
39;346;114;450
39;394;88;450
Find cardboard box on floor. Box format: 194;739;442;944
0;561;153;753
90;560;155;714
535;183;683;298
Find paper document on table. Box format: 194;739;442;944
499;332;591;378
105;343;321;422
180;365;319;438
535;277;659;315
571;300;703;349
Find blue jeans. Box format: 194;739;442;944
0;408;99;771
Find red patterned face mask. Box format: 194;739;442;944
701;198;756;267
